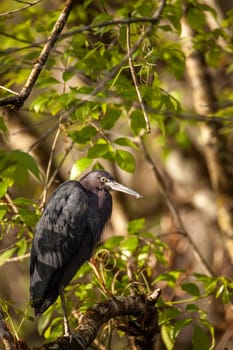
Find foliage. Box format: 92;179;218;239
0;0;233;349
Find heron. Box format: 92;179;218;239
30;170;142;335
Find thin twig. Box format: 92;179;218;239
126;15;151;133
0;0;74;108
27;125;58;153
3;253;30;264
41;120;62;209
10;115;57;135
0;0;41;18
0;85;19;95
4;193;19;214
46;141;74;189
140;138;214;277
59;13;167;41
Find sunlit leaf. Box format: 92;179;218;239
161;324;175;350
70;157;93;179
120;236;139;251
0;178;13;198
128;218;145;234
88;142;115;161
113;137;139;150
104;236;124;249
115;149;135;173
0;247;17;267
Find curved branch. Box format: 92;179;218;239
0;0;74;109
0;290;160;350
44;289;161;350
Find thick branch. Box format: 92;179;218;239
0;0;74;109
74;289;160;350
0;291;160;350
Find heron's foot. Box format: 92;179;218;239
63;315;71;338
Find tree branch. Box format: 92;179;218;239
43;289;161;350
0;290;160;350
140;138;214;277
126;15;151;133
0;0;74;109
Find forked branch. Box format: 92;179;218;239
0;0;74;109
0;290;161;350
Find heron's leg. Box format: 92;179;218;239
59;286;71;337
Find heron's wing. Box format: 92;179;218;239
30;181;90;311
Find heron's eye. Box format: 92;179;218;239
100;176;107;183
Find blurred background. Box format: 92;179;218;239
0;0;233;349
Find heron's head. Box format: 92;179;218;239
80;170;142;199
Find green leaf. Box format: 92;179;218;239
120;236;139;251
0;247;17;267
0;204;7;220
154;271;181;287
100;107;121;130
69;125;97;144
186;304;199;312
104;236;124;249
36;76;60;88
173;318;192;339
130;110;146;135
161;323;175;350
70;157;93;179
13;197;35;206
113;137;139;150
88;142;115;161
192;325;211;350
17;206;38;227
30;94;52;113
37;312;51;336
63;69;75;82
115;149;135;173
13;151;40;179
16;238;27;256
128;218;145;234
187;7;206;31
181;283;200;297
0;178;13;198
0;150;40;183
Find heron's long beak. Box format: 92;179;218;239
105;180;142;199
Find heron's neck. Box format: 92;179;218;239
98;190;112;220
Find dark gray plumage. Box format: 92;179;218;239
30;170;142;315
